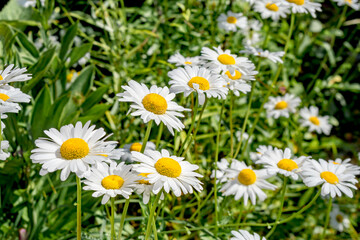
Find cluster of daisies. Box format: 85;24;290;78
213;144;359;206
265;94;333;135
30;121;203;204
0;65;32;160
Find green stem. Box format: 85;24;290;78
117;197;130;240
110;198;115;240
181;97;208;157
145;190;162;240
229;92;234;157
152;216;158;240
189;188;215;221
140;120;153;153
155;122;163;149
76;176;81;240
214;100;225;237
320;197;332;240
178;94;199;155
266;177;288;239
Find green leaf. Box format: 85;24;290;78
44;95;71;129
59;21;78;61
31;85;52;139
16;30;39;58
22;47;56;93
78;104;110;122
68;65;94;96
81;86;108;112
67;43;92;67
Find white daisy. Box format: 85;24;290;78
243;32;262;47
220;160;276;205
168;66;228;105
0;140;10;160
332;0;360;10
135;173;164;204
240;45;285;63
217;11;248;32
231;230;266;240
330;205;350;232
168;52;201;67
253;0;291;21
31;121;117;181
264;93;301;119
18;0;45;7
117;80;188;134
0;85;31;109
284;0;322;18
82;161;140;204
222;67;257;96
250;145;274;163
132;149;203;197
210;158;230;183
201;46;256;75
120;141;156;162
257;147;310;180
329;158;360;176
235;131;253;144
248;19;263;31
301;159;358;198
0;104;19;119
0;64;32;85
299;106;332;135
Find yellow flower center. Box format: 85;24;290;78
336;214;344;223
66;70;76;83
217;54;236;65
226;16;237;24
225;70;242;80
237;169;257;185
101;175;124;189
142;93;167;115
345;0;352;3
286;0;304;5
60;138;90;160
188;76;210;91
137;173;151;185
0;75;3;80
277;158;298;171
274;101;288;110
184;61;192;65
0;93;10;101
309;116;320;126
320;171;339;184
154;157;181;178
266;2;279;11
130;142;142;152
333;162;339;165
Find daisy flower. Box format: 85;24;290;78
201;46;256;75
264;93;301;119
0;140;10;160
217;11;247;32
210;158;230;183
301;159;358;198
250;145;274;163
31;121;117;181
19;0;45;7
222;67;257;96
257;147;310;180
0;104;19;118
135;173;164;204
120;141;156;162
253;0;291;21
82;161;140;204
0;86;31;109
117;80;188;134
220;160;276;205
243;32;262;47
240;46;285;63
329;158;360;176
168;52;201;67
330;205;350;232
168;66;228;105
299;106;332;135
231;230;266;240
284;0;322;18
0;64;32;85
332;0;360;10
132;149;203;197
